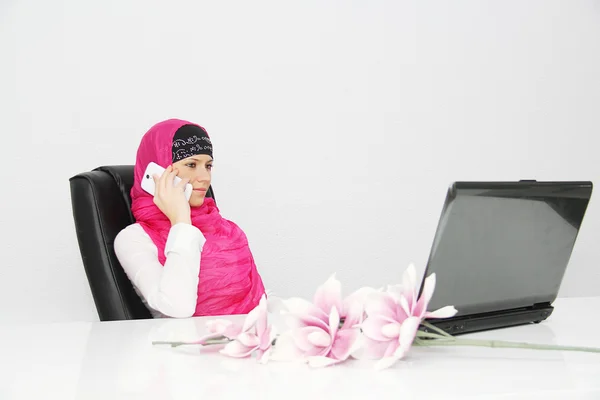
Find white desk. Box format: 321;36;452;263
1;297;599;400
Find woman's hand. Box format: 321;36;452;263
152;165;192;225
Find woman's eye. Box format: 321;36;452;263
186;163;196;168
207;164;213;170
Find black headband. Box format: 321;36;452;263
171;124;213;163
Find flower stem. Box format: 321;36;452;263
416;331;452;340
420;321;453;338
415;337;600;354
152;338;230;347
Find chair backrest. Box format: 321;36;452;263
69;165;215;321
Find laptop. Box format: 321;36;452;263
420;180;593;336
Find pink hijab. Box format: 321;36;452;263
130;118;265;316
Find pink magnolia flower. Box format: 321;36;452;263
273;274;378;367
359;264;457;370
282;274;379;328
219;294;276;363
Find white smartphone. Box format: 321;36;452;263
141;162;193;201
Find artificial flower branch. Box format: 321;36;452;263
414;331;600;353
153;264;600;369
153;324;600;355
152;338;231;347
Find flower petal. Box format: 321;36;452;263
257;347;271;364
284;312;329;331
364;292;398;320
405;263;418;288
401;263;418;308
204;319;244;339
259;325;274;350
422;273;436;305
361;315;397;341
374;355;401;370
329;305;341;339
307;330;332;347
242;305;260;333
255;295;269;336
237;332;260;348
330;328;360;361
413;273;436;318
220;340;256;358
425;305;458;319
268;332;304;361
383;338;400;358
343;287;379;314
399;295;412;318
222;323;243;339
307;356;344;368
341;298;365;329
292;326;331;356
381;322;402;339
313;274;343;315
282;297;328;321
266;294;289;314
385;284;404;302
342;286;382;328
351;336;399;360
205;319;233;334
396;316;421;358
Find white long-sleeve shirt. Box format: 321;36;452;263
114;223;206;318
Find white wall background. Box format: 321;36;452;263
1;0;599;324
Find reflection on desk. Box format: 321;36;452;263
1;297;599;400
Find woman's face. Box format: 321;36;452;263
172;154;213;207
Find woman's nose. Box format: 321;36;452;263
193;169;210;182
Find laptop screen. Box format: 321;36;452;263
424;182;592;317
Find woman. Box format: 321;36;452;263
114;118;266;318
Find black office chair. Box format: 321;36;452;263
69;166;215;321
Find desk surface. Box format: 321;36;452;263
1;297;599;400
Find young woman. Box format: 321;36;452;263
114;118;265;318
